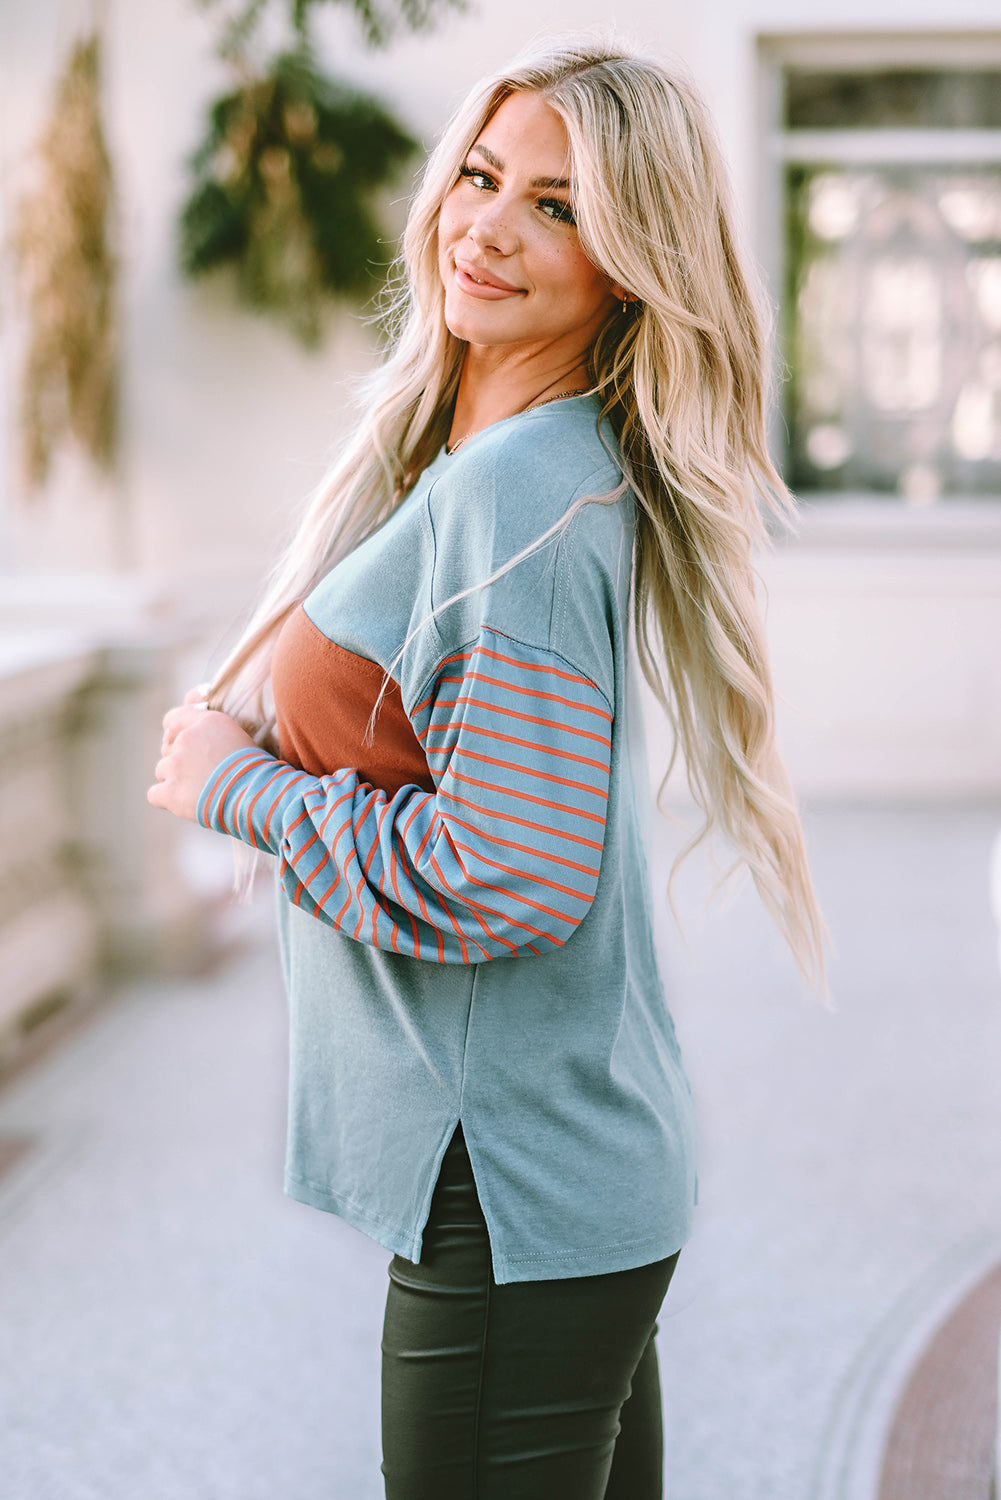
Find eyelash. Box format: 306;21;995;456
457;162;577;227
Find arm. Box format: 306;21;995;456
198;628;612;962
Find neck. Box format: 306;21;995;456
447;347;592;454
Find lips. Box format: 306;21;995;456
454;258;525;299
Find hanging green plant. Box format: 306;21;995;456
12;31;118;489
200;0;465;56
179;48;417;345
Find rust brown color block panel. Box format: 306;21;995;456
272;605;435;796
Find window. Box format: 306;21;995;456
762;38;1001;503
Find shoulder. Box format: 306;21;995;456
422;399;633;692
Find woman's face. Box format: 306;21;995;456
437;91;620;360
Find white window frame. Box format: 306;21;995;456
757;31;1001;549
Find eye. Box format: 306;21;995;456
458;162;496;191
539;197;577;227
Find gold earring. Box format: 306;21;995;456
621;296;628;315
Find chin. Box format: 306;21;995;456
444;301;521;346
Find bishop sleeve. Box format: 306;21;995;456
196;628;612;961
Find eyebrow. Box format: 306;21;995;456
468;141;572;192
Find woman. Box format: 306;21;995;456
149;37;825;1499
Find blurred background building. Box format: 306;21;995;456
2;6;1001;1499
0;0;999;1059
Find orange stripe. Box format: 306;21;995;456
200;759;238;819
302;846;332;890
351;795;385;941
211;760;263;833
285;807;313;839
442;810;600;877
431;669;612;721
352;795;377;840
388;848;422;958
424;722;609;773
327;795;372;927
414;816;436;864
401;797;428;842
449;873;556;946
432;822;520;956
394;841;445;960
330;846;357;927
201;750;268;822
262;779;303;846
445;845;559;944
228;782;262;851
289;826;320;862
246;766;297;849
353;875;368;941
431;694;611;747
324;810;357;853
412;652;474;715
372;802;399;951
452;838;588;908
436;747;608;801
447;768;607;826
316;864;342;906
431;847;519;955
474;640;600;690
428;853;509;959
318;786;355;840
424;855;477;961
439;787;604;850
361;802;385;882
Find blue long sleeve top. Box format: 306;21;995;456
197;394;697;1284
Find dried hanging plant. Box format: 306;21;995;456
12;31;119;489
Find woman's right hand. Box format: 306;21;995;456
148;687;256;823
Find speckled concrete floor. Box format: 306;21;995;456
1;803;999;1500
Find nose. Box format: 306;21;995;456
467;195;518;256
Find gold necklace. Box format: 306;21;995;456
446;388;590;456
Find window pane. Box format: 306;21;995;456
785;69;1001;130
784;164;1001;498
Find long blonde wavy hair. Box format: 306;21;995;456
208;35;827;986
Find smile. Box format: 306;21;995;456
454;259;525;300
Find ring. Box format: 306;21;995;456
190;700;209;712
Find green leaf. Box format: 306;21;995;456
177;45;418;341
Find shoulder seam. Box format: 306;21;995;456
407;624;613;719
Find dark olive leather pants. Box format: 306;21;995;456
381;1127;679;1499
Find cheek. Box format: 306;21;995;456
437;193;466;254
551;248;611;310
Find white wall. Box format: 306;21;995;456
2;0;1000;797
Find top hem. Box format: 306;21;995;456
284;1170;690;1286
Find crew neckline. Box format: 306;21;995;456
437;392;599;465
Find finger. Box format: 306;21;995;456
183;684;211;706
162;704;204;735
162;704;188;733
